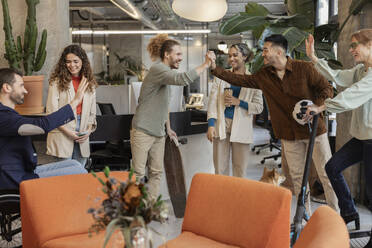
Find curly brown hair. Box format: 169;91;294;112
147;34;169;59
49;44;97;92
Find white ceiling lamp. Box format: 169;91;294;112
172;0;228;22
217;41;227;51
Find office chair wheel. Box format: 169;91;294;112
0;190;22;248
256;151;260;155
274;157;278;161
251;147;255;152
260;159;265;164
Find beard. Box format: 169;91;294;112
10;92;24;105
169;58;181;69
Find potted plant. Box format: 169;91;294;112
1;0;47;114
219;0;368;72
88;167;168;248
114;53;147;82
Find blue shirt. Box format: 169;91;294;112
208;85;248;127
0;103;75;189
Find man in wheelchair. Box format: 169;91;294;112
0;68;88;246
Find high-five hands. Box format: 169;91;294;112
207;51;216;70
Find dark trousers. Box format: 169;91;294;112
325;137;372;217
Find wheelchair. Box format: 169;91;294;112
0;189;22;248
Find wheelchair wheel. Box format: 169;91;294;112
0;213;22;248
0;189;22;248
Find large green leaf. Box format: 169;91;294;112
267;14;313;30
245;2;270;16
286;0;315;24
251;52;264;74
219;13;267;35
219;2;270;35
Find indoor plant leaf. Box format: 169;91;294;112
285;0;315;24
267;14;313;30
250;52;264;74
244;2;270;16
219;13;267;35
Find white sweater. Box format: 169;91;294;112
207;72;263;144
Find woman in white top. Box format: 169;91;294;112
305;29;372;240
207;43;263;177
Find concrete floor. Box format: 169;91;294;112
150;125;372;247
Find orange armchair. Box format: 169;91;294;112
161;173;292;248
20;171;129;248
293;205;349;248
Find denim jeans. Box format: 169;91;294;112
34;159;87;178
325;137;372;217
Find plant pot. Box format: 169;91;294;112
15;75;44;114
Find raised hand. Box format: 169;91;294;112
206;51;217;70
305;34;318;63
70;78;88;109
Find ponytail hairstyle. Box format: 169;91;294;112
147;34;169;59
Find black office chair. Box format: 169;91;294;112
252;97;281;166
86;102;131;171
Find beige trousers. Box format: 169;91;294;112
130;128;165;200
213;118;250;178
282;133;339;214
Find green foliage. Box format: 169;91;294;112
219;0;369;72
114;53;147;82
285;0;315;25
1;0;47;75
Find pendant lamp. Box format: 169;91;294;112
172;0;228;22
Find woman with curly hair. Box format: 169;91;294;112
46;44;97;166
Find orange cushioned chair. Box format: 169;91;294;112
293;205;349;248
160;173;292;248
20;171;129;248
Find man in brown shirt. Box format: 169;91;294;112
210;34;338;213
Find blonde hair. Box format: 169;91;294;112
351;29;372;45
147;34;169;59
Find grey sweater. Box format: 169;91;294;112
132;61;199;137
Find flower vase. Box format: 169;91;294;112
128;227;149;248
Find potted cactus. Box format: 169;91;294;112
1;0;47;114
